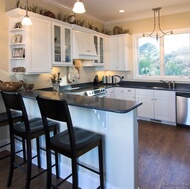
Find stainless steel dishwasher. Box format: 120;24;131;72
176;92;190;127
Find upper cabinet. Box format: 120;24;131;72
72;25;98;60
52;21;72;66
93;33;109;67
109;34;132;71
7;9;52;74
93;34;104;65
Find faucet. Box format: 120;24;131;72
160;80;172;88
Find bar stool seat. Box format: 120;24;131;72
0;111;22;126
37;96;104;189
1;91;59;189
50;127;103;156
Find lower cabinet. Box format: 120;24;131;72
106;87;176;125
105;88;114;98
136;89;176;124
114;87;136;101
136;89;154;119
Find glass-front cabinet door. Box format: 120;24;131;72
93;35;104;66
52;22;72;66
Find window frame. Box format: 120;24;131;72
133;28;190;82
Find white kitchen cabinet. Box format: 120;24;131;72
72;29;98;60
122;88;136;101
109;34;132;71
114;87;123;100
114;87;136;101
95;35;110;70
52;21;72;66
136;89;154;119
28;17;52;73
108;87;136;101
136;89;176;124
93;34;105;66
106;88;114;98
7;9;52;74
154;90;176;123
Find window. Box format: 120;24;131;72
134;28;190;80
164;33;190;76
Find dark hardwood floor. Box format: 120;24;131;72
1;120;190;189
0;152;73;189
139;120;190;189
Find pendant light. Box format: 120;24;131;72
72;0;86;14
21;0;32;26
142;7;173;41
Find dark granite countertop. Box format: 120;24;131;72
20;90;142;114
40;81;190;93
19;80;190;114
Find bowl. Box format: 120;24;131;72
23;83;34;91
0;82;23;92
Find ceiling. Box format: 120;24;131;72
43;0;190;24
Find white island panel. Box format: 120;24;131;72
22;98;139;189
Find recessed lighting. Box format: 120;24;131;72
119;10;125;13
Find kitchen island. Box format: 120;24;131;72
18;90;142;189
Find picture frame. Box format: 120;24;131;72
12;48;25;58
11;34;22;44
14;22;22;29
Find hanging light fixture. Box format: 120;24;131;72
142;7;173;40
72;0;86;14
21;0;32;26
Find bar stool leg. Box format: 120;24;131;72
46;149;52;189
72;158;78;189
36;137;41;168
7;134;15;187
25;139;32;189
99;140;104;189
53;129;59;179
22;137;26;161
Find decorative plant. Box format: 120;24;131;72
101;28;111;35
38;7;45;15
51;72;62;84
87;21;95;30
14;1;130;36
113;26;130;35
75;19;86;26
16;0;21;8
31;4;39;13
57;12;64;21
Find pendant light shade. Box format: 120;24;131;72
72;0;86;14
142;7;172;40
21;0;32;26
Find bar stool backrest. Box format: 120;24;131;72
1;91;30;134
36;96;76;153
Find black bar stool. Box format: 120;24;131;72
0;111;25;160
37;95;104;189
1;91;59;189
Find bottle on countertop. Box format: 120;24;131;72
105;76;108;84
102;76;104;84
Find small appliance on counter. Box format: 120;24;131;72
102;75;122;84
93;75;99;86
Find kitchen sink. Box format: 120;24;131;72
146;86;169;90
